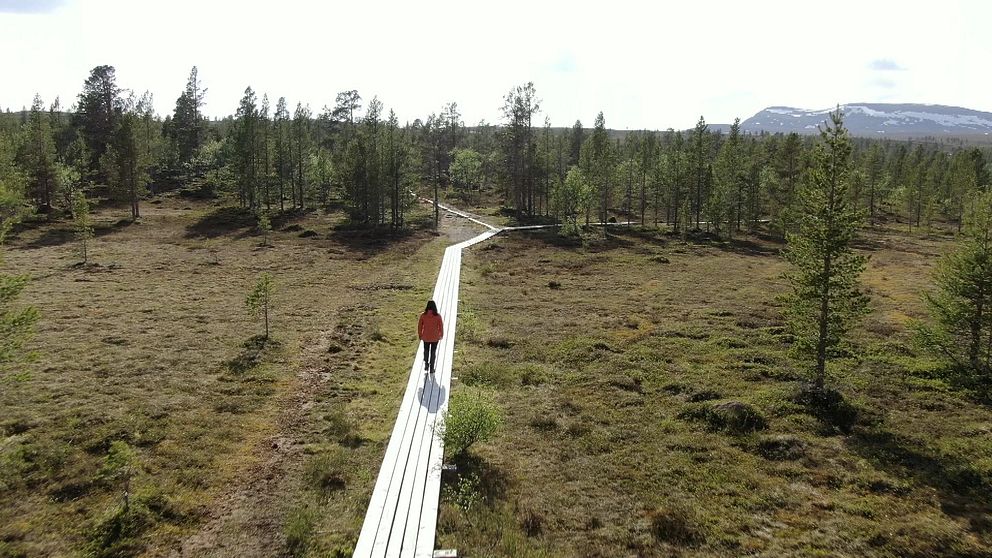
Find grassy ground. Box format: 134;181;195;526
0;197;461;557
438;223;992;557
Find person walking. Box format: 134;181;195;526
418;300;444;374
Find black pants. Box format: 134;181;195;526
423;341;438;371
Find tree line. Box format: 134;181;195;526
2;68;992;403
2;69;990;240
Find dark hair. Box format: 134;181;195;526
424;300;439;315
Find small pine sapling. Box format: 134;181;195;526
72;189;94;263
99;440;139;512
246;272;275;339
257;212;272;246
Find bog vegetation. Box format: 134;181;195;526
0;67;990;556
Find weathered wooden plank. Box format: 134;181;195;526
356;224;497;558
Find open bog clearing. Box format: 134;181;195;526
439;225;992;558
0;198;472;557
2;199;992;558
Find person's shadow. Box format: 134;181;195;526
418;370;447;413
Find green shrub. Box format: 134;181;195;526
304;449;347;494
648;505;703;546
678;400;767;434
794;385;859;434
87;503;153;557
442;472;481;513
441;390;503;457
461;362;512;388
284;505;317;557
755;434;806;460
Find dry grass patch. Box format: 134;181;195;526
0;198;451;557
437;225;992;557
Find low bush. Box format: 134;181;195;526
304;449;348;494
284;505;317;557
794;385;859;434
647;505;703;546
441;390;503;457
678;400;767;434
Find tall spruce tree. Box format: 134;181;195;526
101;105;147;219
170;67;207;166
498;82;540;218
258;95;272;210
568;119;584;167
708;118;742;238
919;190;992;381
74;65;122;183
580;112;612;234
292;103;312;210
273;97;291;211
784;110;868;390
0;221;38;373
689;116;709;229
770;132;803;237
22;94;57;211
232;87;259;208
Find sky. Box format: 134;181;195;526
2;0;991;130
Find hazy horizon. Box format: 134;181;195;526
2;0;990;130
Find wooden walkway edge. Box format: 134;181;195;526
354;211;499;557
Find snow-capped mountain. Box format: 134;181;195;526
739;103;992;136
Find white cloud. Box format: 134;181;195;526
0;0;63;14
868;59;907;71
1;0;990;130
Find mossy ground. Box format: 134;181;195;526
438;223;992;557
0;198;452;557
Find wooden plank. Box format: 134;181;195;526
415;232;496;557
355;248;457;556
404;252;460;554
386;247;459;556
355;213;499;557
374;248;460;555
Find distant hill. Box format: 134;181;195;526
733;103;992;138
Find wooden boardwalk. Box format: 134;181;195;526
354;207;499;557
354;202;639;557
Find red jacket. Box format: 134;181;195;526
418;312;444;342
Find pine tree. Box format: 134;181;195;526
770;132;803;238
639;131;657;225
258;95;272;210
919;190;992;381
947;150;976;233
580;112;612;235
135;91;160;193
863;143;886;226
666;132;690;232
74;65;122;182
498;82;540;218
784;109;868;391
0;222;38;373
257;212;272;246
232;87;259;208
708;118;742;238
98;441;139;512
384;109;409;229
72;189;93;263
102;103;148;220
689;116;709;229
22;94;57;212
292;103;312;210
246;272;275;339
169;67;207;166
273;97;291;211
568;120;584;167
